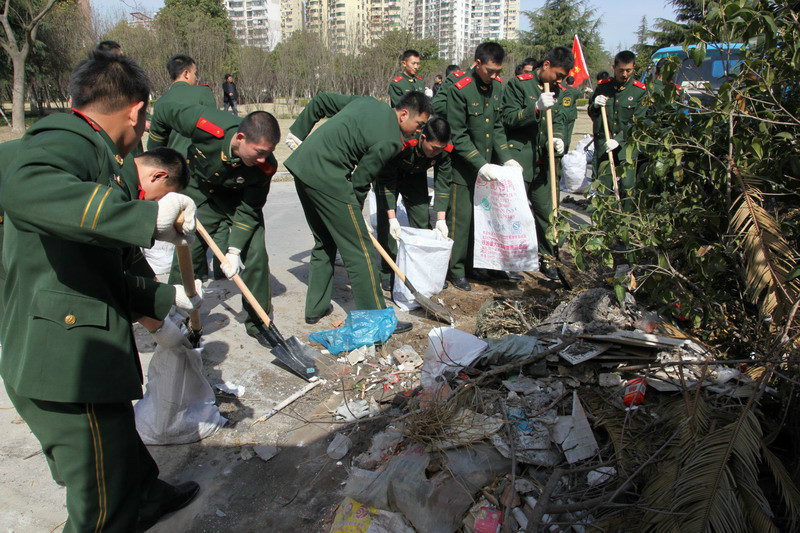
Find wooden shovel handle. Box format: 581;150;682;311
543;83;559;219
368;232;407;283
174;212;201;332
599;105;621;202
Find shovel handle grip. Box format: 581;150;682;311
174;212;202;332
195;219;272;328
368;232;407;284
543;83;559;218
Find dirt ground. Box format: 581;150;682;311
0;108;594;533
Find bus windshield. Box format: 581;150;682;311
651;46;743;91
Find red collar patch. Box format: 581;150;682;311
494;76;502;83
137;186;145;200
633;80;647;89
402;138;419;150
598;78;613;85
444;144;454;153
415;76;423;81
259;161;276;177
516;73;534;81
393;76;404;82
71;108;101;131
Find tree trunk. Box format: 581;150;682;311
10;50;27;133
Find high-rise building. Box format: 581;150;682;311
414;0;519;62
280;0;305;40
225;0;282;49
302;0;415;49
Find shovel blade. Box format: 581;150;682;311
270;343;320;381
284;336;348;379
415;293;456;326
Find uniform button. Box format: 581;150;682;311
485;118;489;122
209;189;215;193
485;133;490;138
64;314;76;326
214;172;219;176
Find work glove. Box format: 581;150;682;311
504;159;522;169
155;192;196;245
535;91;555;112
435;219;449;239
553;138;565;156
603;139;620;152
149;318;191;350
221;248;245;279
477;163;503;182
424;87;434;97
173;279;203;314
594;95;609;107
285;132;302;151
388;218;402;241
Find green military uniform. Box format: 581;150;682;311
0;110;178;532
0;139;20;326
286;93;404;318
445;68;512;279
156;103;277;336
432;69;467;118
500;71;568;259
389;73;425;107
588;77;648;200
147;81;216;157
374;135;453;281
556;83;581;151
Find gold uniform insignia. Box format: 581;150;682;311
563;97;572;106
114;154;124;165
236;177;245;183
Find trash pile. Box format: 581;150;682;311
324;288;772;533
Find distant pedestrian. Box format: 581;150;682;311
223;73;239;116
432;74;443;96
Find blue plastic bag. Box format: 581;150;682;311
308;308;398;355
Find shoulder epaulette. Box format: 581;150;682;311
455;76;473;90
198;83;210;88
196;117;224;138
393;76;404;82
558;83;566;91
633;80;647;90
516;73;534;81
259;161;276;176
494;76;502;83
444;144;454;153
402;139;419;150
71;108;101;131
453;70;466;77
598;78;613;85
416;76;423;81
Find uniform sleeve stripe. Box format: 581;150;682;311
91;187;113;230
80;185;103;228
232;221;254;232
149;132;165;141
465;149;479;160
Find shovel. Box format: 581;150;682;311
368;232;455;325
599;105;622;202
175;244;203;347
544;82;572;291
195;220;344;381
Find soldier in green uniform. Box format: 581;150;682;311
557;75;582;152
375;116;453;290
156;102;281;347
147;54;216;157
501;46;574;280
389;49;426;107
0;50;201;533
284;92;431;328
588;50;649;204
443;42;520;291
432;64;465;118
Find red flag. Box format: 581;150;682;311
569;35;590;87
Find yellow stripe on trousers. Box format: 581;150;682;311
86;405;108;532
347;204;381;308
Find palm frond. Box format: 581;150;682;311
761;442;800;529
729;179;800;322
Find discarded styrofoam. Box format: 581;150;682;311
421;327;488;391
552;391;599;463
392;345;423;368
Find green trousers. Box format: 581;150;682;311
5;384;175;532
527;162;558;259
445;181;477;279
168;194;271;335
595;147;637;211
375;176;431;281
294;179;385;318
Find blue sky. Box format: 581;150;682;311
93;0;678;51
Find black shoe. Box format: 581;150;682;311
247;328;272;348
136;481;199;532
442;280;449;290
449;277;471;291
381;279;392;292
541;264;560;281
467;268;491;281
305;304;334;325
395;320;413;334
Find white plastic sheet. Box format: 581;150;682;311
472;166;539;271
135;316;226;445
560;134;593;194
421;327;488;390
392;227;453;312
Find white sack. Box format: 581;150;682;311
392;227;453;312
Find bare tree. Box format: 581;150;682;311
0;0;59;132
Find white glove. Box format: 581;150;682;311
535;91;555;111
603;139;620;152
285;132;302;151
553;138;565;155
388;218;402;241
155;193;196;245
435;219;448;239
477;163;503;182
424;87;433;97
149;318;191;349
594;95;609;107
504;159;522;169
173;279;203;313
221;248;244;279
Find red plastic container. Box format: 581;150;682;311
623;378;647;407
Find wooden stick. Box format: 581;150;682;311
176;245;202;333
195;220;273;328
543;83;559;229
251;380;322;425
599;105;622;202
369;232;407;283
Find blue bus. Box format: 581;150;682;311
647;43;744;101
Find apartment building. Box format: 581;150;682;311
225;0;282;49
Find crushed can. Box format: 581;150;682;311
623;378;647;407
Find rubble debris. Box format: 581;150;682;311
330;498;415;533
334;399;371;421
587;466;616;486
252;444;280;462
598;372;623;387
327;433;352;460
551;391;599;463
421;327;488;391
392;345;424;368
214;381;245;397
347;344;375;365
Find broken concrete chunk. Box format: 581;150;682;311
392;345;423;368
552;391;599;463
252;444;279;462
598;373;622;387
